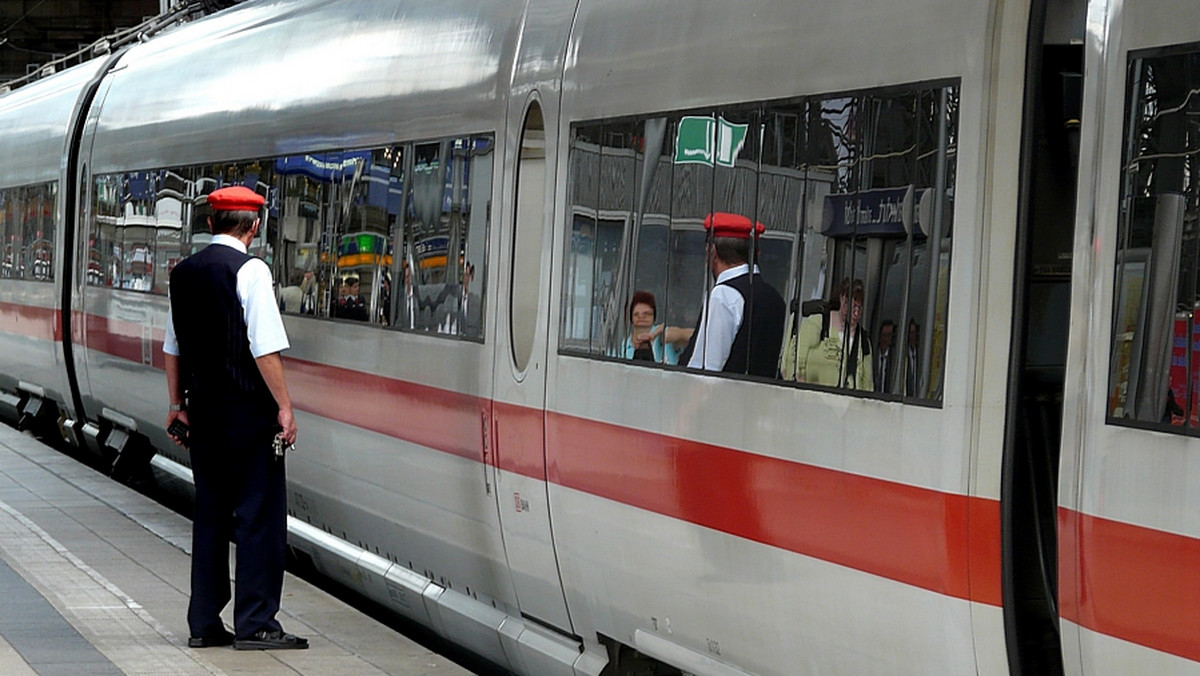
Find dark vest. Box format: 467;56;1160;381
721;273;786;377
680;272;786;378
169;244;275;416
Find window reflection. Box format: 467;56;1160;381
1109;47;1200;429
91;164;271;295
398;136;491;338
274;156;332;315
561;82;958;403
0;183;55;282
87;136;492;341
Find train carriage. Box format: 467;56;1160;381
0;0;1197;674
1059;0;1200;671
0;58;108;428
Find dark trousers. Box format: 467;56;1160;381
187;420;286;639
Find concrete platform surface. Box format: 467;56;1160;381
0;424;477;676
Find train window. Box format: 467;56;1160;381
560;81;958;404
91;164;271;295
273;154;335;317
321;150;380;323
91;137;493;336
0;182;55;282
511;103;546;372
781;90;957;399
24;183;55;282
0;188;13;279
561;121;639;356
1108;45;1200;430
393;136;492;339
152;169;189;295
0;186;22;279
89;164;266;294
90;174;123;288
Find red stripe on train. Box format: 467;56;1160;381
285;356;486;464
546;411;1002;606
1060;508;1200;662
83;313;167;370
0;302;60;342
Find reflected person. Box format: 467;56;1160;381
875;319;895;393
334;274;368;321
782;277;873;390
678;212;786;377
455;262;482;336
399;265;421;329
277;270;303;313
904;318;920;396
617;290;686;364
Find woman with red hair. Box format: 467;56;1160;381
617;291;683;364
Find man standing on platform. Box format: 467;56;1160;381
163;185;307;650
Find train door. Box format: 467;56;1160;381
65;75;113;431
489;98;573;634
1003;0;1085;673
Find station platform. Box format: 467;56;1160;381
0;423;477;676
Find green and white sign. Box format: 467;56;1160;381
674;115;749;167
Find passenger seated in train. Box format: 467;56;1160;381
781;277;874;391
456;262;481;337
376;268;391;325
678;212;786;377
875;319;896;393
903;318;920;396
333;274;368;321
613;291;686;364
397;265;425;329
430;262;481;336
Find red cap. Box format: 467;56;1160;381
704;212;765;239
207;186;265;212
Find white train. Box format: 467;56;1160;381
0;0;1194;673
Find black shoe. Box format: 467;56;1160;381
188;630;234;648
233;629;309;650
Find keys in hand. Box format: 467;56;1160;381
272;435;295;457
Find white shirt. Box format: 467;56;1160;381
163;234;290;359
687;264;754;371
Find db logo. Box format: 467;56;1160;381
513;492;530;513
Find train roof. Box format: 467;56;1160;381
0;59;106;188
563;0;970;120
86;0;530;174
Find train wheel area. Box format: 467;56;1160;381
0;418;493;676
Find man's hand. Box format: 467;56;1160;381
277;407;297;446
166;409;190;445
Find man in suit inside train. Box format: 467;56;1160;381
875;319;896;394
163;185;307;651
678;212;786;378
455;261;482;337
904;318;921;397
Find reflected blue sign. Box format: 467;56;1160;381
274;152;373;182
821;186;923;238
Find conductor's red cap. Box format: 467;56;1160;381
207;186;265;211
704;212;765;238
